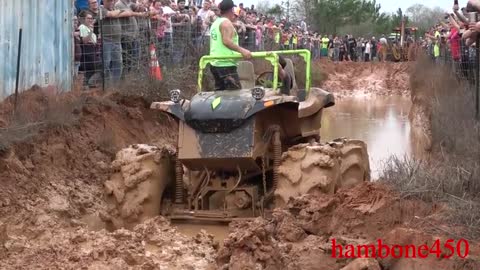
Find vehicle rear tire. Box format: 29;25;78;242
336;139;370;190
274;139;369;206
274;143;341;206
102;144;174;230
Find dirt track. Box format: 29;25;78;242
0;62;479;269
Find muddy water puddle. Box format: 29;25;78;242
173;221;230;244
321;96;412;179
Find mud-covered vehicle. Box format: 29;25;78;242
103;50;370;228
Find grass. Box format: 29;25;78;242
381;55;480;240
112;65;199;103
0;87;86;156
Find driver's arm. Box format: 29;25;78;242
220;19;250;57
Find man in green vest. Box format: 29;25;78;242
434;29;441;63
209;0;293;94
321;35;329;57
209;0;251;90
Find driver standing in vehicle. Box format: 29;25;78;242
209;0;292;94
209;0;251;90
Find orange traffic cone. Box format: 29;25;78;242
149;44;162;81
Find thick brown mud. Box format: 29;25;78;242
0;61;478;270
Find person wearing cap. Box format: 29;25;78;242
209;0;252;90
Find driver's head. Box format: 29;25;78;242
219;0;236;21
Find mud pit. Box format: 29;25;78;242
321;96;412;178
0;61;479;270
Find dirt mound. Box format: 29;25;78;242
217;183;480;270
0;216;216;270
318;60;411;97
0;88;178;264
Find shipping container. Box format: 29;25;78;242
0;0;73;100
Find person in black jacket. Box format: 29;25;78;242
347;35;357;61
371;37;377;61
339;39;347;61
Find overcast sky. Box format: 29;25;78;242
241;0;453;13
378;0;451;12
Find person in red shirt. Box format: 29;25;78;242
448;26;461;61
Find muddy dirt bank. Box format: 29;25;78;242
317;60;411;97
217;183;480;270
0;88;218;269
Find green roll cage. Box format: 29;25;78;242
198;49;312;94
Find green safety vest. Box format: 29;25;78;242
322;37;329;49
434;43;440;57
433;31;440;57
210;17;239;67
275;32;280;43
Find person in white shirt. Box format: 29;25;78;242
78;10;101;88
379;34;387;45
161;0;176;66
364;41;371;62
197;0;211;21
201;4;219;50
202;4;219;36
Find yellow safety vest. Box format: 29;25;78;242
275;32;280;43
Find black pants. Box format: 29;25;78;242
210;66;241;90
80;43;102;86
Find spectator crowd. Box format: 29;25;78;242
76;0;477;89
73;0;399;89
421;0;480;83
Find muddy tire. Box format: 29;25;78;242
336;139;370;190
274;139;369;206
102;144;174;230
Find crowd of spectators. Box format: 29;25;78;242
72;0;402;89
72;0;480;90
421;0;480;83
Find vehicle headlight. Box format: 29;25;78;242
169;89;181;103
251;87;265;100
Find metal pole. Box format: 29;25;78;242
99;7;106;92
476;35;480;120
14;28;23;113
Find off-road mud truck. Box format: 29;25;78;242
104;50;370;228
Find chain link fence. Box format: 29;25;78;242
422;37;480;119
74;11;327;96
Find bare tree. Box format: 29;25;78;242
406;4;446;32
